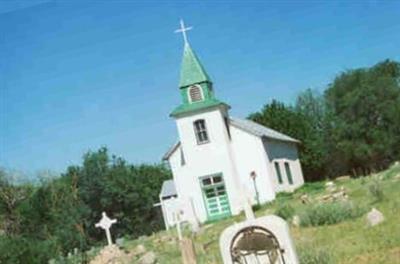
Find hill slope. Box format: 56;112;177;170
76;163;400;264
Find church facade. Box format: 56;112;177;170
160;35;304;227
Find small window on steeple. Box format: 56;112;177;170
188;85;203;103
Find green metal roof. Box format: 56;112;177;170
170;98;229;117
179;44;211;88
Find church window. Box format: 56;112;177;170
284;162;293;185
274;162;283;184
188;85;203;102
194;119;209;144
202;178;212;186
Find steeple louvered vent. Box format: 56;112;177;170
189;85;203;102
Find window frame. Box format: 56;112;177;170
284;162;294;185
274;161;283;184
193;119;210;145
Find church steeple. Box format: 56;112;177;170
179;43;212;88
171;20;229;118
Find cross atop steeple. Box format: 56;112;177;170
175;19;192;45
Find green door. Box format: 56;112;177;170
200;174;231;221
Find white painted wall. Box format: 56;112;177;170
170;106;242;223
263;139;304;192
167;109;304;225
229;125;276;204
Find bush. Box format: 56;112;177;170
368;179;385;202
299;246;334;264
296;182;325;194
275;203;295;220
276;192;294;202
299;202;365;227
0;236;59;264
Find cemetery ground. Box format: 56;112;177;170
68;163;400;264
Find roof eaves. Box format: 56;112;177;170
162;141;181;161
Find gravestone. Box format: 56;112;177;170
219;186;299;264
95;212;117;246
366;208;384;226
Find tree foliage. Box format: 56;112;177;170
249;59;400;179
0;148;171;263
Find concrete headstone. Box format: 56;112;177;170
366;208;384;226
219;215;299;264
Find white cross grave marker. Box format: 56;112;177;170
169;197;184;240
95;212;117;246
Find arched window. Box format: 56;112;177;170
193;119;209;144
188;85;203;102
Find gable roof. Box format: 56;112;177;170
229;117;300;143
159;179;177;198
162;117;299;161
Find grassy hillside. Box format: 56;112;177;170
76;162;400;264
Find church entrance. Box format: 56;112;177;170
200;174;231;221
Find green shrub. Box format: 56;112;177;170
252;204;262;211
276;192;294;202
296;182;325;194
368;179;385;202
0;236;59;264
299;246;334;264
275;203;295;220
299;201;366;227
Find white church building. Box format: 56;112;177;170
160;22;304;228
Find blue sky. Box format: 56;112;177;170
1;1;399;176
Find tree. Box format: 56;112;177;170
324;60;400;175
248;100;324;181
295;89;328;180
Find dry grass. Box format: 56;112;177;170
112;163;400;264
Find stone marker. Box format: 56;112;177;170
219;185;299;264
138;251;156;264
95;212;117;246
292;215;300;227
366;208;384;226
220;215;299;264
325;181;336;193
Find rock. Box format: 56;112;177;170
115;238;125;247
300;194;310;204
292;215;300;227
138;251;156;264
325;181;337;193
366;208;384;227
336;175;350;181
89;245;131;264
132;244;146;256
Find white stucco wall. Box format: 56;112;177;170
263;139;304;192
229;125;276;204
167;109;304;224
169;106;243;223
